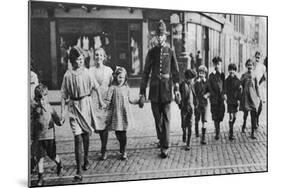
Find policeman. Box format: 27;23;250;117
139;20;180;158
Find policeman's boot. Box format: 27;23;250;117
201;127;207;145
195;122;199;137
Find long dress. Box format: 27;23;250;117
61;67;98;135
240;71;260;112
89;65;113;131
105;85;135;131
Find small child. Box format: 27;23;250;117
105;67;139;160
224;63;241;140
179;69;197;151
207;57;226;140
194;65;208;145
240;59;260;139
32;84;63;186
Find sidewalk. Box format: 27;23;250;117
30;96;268;186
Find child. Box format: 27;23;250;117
179;69;197;151
105;67;139;160
32;84;63;186
207;57;225;140
61;47;104;181
194;65;208;145
240;59;260;139
224;63;241;140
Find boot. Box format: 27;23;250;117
195;122;199;137
214;122;220;140
229;121;235;141
201;128;206;145
182;128;186;142
185;127;192;151
241;122;246;133
251;128;257;139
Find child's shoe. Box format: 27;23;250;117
185;145;191;151
99;152;107;161
37;173;44;186
82;161;90;171
120;152;128;160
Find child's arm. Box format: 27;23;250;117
51;107;63;126
254;77;261;99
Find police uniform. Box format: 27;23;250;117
140;20;180;157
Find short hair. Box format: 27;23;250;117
34;83;48;102
212;56;222;65
228;63;237;71
198;65;208;74
112;66;128;86
245;59;254;67
184;69;197;79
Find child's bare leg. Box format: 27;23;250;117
37;158;44;186
74;135;83;180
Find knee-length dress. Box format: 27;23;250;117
105;85;135;131
89;66;113;131
61;68;98;136
240;72;260;112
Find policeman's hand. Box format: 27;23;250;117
139;94;145;108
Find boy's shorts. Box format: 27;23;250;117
227;104;238;113
37;139;57;159
210;102;225;122
195;106;207;123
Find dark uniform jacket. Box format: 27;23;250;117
207;71;225;104
140;44;180;103
224;75;241;105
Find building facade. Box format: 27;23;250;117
30;2;267;89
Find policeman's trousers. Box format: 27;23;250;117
151;102;171;150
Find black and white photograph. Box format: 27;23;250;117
28;0;268;187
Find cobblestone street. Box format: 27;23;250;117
30;90;267;187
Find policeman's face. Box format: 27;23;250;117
157;34;166;45
117;72;126;86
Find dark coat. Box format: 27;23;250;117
179;80;197;113
194;78;208;108
224;75;241;105
207;71;225;104
140;45;180;103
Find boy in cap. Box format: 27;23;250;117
194;65;208;145
207;57;226;140
224;63;241;140
179;69;197;151
139;20;180;158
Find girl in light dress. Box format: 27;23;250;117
89;48;113;160
61;47;104;181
